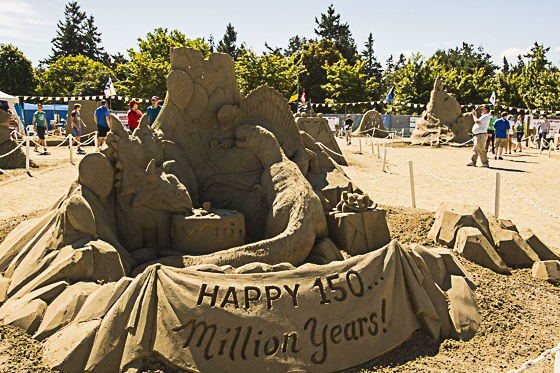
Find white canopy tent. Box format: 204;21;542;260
0;91;25;134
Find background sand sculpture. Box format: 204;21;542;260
410;77;474;145
0;49;486;372
0;109;31;169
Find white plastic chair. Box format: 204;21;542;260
26;125;35;136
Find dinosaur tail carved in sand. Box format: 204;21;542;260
133;125;328;274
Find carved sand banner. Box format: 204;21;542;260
78;241;439;372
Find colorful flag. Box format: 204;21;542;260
385;86;395;103
300;89;306;103
288;89;298;103
488;91;496;107
104;77;117;98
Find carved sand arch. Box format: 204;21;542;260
354;110;386;138
0;49;481;373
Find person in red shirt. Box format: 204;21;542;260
127;100;142;131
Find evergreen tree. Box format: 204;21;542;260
361;33;383;82
42;1;105;65
208;34;215;52
285;36;312;57
217;23;240;60
433;43;497;77
314;4;357;64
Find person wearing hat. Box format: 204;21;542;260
344;115;353;145
467;105;491;167
146;96;162;127
127;100;142;131
33;103;49;154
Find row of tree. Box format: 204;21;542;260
1;2;559;115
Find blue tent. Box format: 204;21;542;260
23;103;68;130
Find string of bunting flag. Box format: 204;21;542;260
21;95;153;103
307;100;560;114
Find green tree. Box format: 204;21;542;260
433;43;497;77
217;23;241;60
37;55;111;97
118;28;210;99
518;42;560;110
360;33;383;101
43;1;106;65
295;38;343;104
235;48;304;98
314;4;357;64
323;58;378;113
0;44;36;95
284;35;313;57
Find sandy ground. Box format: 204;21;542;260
0;140;559;373
338;136;560;248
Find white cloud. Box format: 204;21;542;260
425;43;438;47
0;0;51;45
555;46;560;52
399;50;413;59
498;45;532;61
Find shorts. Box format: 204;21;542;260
98;125;109;137
495;138;507;148
36;126;46;140
73;127;81;137
345;130;352;136
516;132;523;142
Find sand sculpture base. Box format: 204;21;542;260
0;49;482;373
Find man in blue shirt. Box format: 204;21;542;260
493;111;510;160
146;96;162;127
94;100;111;149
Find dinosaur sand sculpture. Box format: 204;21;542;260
0;48;482;373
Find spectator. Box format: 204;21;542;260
127;100;142;131
70;103;87;153
344;115;353;145
146;96;162;127
536;115;550;149
94;100;111;149
493;112;510;160
467;105;491;167
514;115;524;152
486;110;496;153
506;114;514;154
33;104;49;154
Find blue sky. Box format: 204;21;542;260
1;0;559;68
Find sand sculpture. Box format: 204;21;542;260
410;78;474;145
0;48;482;372
295;113;346;166
0;109;30;169
354;110;387;138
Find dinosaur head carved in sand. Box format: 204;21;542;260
217;104;245;132
118;159;193;213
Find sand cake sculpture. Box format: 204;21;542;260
354;110;387;138
0;109;30;169
0;48;481;373
410;77;474;145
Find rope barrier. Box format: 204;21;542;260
413;161;494;183
501;174;560;220
0;140;25;158
0;167;75;188
372;160;409;183
317;143;346;158
505;341;560;373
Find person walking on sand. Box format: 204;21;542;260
536;115;550;149
127;100;142;131
467;105;491;167
33;104;49;154
94;100;111;149
506;115;514;154
146;96;162;127
514;115;524;152
493;112;510;160
486;110;497;153
70;104;87;153
344;115;353;145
